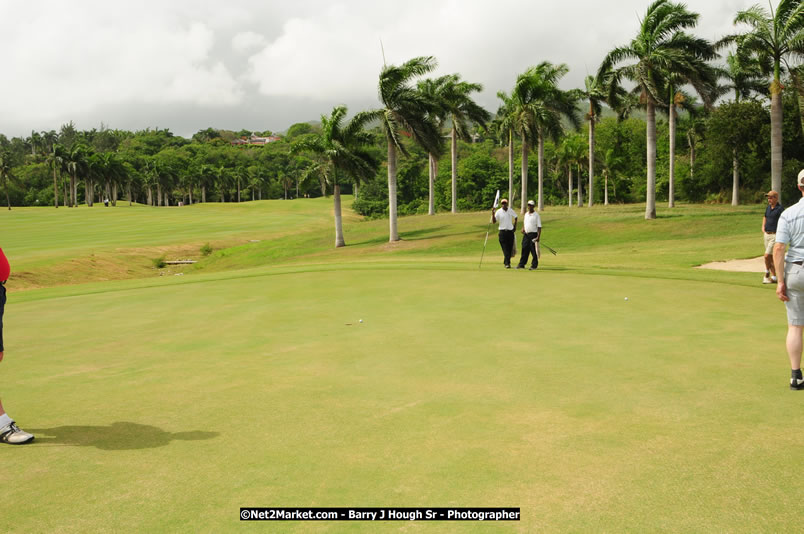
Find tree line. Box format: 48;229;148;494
2;0;804;247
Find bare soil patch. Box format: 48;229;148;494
696;256;766;273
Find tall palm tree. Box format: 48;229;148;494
719;45;769;204
416;76;450;215
579;68;624;207
511;62;580;213
0;151;17;210
375;56;442;242
734;0;804;201
494;91;517;203
291;106;380;247
556;134;586;207
601;0;719;219
601;148;624;205
439;74;490;213
46;144;66;208
64;145;89;207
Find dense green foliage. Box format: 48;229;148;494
2;82;804;213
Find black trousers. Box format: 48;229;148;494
498;230;515;266
518;232;539;268
0;283;5;352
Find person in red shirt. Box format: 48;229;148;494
0;248;34;444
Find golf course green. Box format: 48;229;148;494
0;199;792;532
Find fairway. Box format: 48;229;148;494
0;201;793;532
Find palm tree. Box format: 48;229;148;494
64;145;89;207
719;45;769;204
292;106;380;247
579;68;625;207
439;74;490;213
601;148;624;205
0;151;17;210
556;134;586;206
46;144;66;208
601;0;719;219
416;76;450;215
375;56;443;242
734;0;804;201
511;63;579;213
494;91;517;203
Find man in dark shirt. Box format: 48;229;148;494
764;191;784;284
0;247;34;444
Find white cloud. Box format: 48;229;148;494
0;0;763;137
0;1;243;131
232;31;268;54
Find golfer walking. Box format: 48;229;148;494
774;170;804;390
492;198;517;268
0;247;34;444
763;190;783;284
517;200;542;270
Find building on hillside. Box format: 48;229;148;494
231;134;282;147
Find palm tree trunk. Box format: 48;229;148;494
157;183;162;206
588;117;595;207
63;180;67;207
147;187;152;206
604;171;609;205
428;153;435;215
520;141;528;214
508;129;514;202
771;77;783;201
669;104;676;208
53;168;58;208
388;139;399;242
451;125;458;213
537;134;544;211
112;182;117;206
202;185;206;203
128;184;132;206
577;164;582;206
732;148;740;206
568;168;573;207
333;183;345;248
4;183;10;210
237;179;241;202
646;98;657;220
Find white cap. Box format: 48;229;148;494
798;169;804;187
527;200;535;206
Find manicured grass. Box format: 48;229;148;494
0;200;789;532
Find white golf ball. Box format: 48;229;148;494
624;297;628;301
359;319;363;323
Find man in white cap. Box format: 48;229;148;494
774;169;804;390
516;200;542;270
491;198;517;268
762;190;783;283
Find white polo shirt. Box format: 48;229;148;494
777;196;804;262
494;207;517;230
523;211;542;233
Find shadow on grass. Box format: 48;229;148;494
27;422;218;450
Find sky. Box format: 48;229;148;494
0;0;756;139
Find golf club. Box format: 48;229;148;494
479;190;500;269
538;242;558;255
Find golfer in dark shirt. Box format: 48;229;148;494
764;190;784;284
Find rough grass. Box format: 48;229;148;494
0;199;790;533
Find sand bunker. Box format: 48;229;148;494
696;256;766;273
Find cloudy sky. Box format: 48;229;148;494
0;0;755;139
